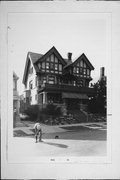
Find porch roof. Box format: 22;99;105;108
62;93;88;99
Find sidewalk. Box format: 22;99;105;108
14;119;106;137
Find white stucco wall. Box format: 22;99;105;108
25;58;38;105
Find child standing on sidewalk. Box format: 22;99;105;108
34;122;42;143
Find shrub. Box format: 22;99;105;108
23;105;39;121
41;104;62;117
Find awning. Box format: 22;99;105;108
62;93;88;99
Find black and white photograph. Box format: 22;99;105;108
1;1;120;179
10;11;110;162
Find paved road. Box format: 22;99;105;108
10;121;107;162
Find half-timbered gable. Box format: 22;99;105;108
35;47;67;87
22;46;95;111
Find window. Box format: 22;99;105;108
43;77;46;84
51;54;54;62
80;60;83;67
87;69;90;76
80;80;83;87
55;64;58;70
42;62;45;69
46;57;50;62
50;63;54;69
38;63;41;69
48;76;55;84
29;80;33;89
83;69;86;75
80;67;83;74
84;62;86;68
73;67;77;73
55;57;58;63
46;62;49;69
77;63;79;67
77;67;79;73
73;81;76;86
59;64;62;71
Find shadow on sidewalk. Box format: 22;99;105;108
42;141;68;148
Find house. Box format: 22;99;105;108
22;46;94;114
13;72;20;114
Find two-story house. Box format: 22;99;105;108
23;46;94;112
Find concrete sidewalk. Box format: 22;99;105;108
14;121;106;136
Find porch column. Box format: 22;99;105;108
43;92;47;104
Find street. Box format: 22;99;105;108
9;121;107;162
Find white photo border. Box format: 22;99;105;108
1;1;120;179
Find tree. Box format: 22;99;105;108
88;77;106;114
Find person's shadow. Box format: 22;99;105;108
42;141;68;148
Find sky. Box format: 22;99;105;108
8;13;108;95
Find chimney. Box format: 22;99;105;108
67;52;72;61
100;67;105;80
100;67;104;77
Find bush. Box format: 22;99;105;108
23;105;39;121
41;104;62;117
23;104;62;123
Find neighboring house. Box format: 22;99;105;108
19;94;25;113
13;72;20;114
22;46;95;112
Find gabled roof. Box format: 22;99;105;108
35;46;67;66
23;52;42;84
23;47;67;85
29;52;43;64
66;53;94;70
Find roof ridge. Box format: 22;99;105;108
28;51;43;55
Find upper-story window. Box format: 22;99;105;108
59;64;62;71
42;62;45;69
76;67;79;73
80;67;83;74
80;60;83;67
46;57;50;62
46;62;49;69
29;80;33;89
38;63;41;69
83;69;86;75
83;62;86;68
73;67;76;73
51;54;54;62
50;63;54;69
87;69;90;76
55;57;58;63
55;64;58;70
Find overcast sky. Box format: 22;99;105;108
8;13;108;94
